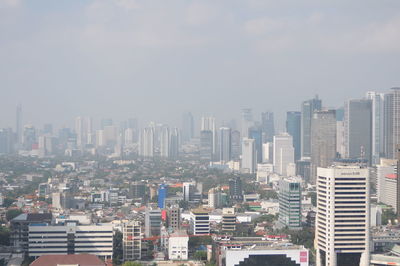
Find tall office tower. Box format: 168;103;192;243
158;184;168;209
231;130;241;160
241;138;256;174
124;128;134;145
261;111;275;142
183;182;196;202
201;116;217;157
101;118;113;129
103;125;118;147
200;130;213;161
241;108;253;138
278;177;301;229
208;187;222;209
219;127;231;162
139;127;154;157
229;176;243;201
301;96;322;159
315;164;370;266
336;109;346;158
16;104;22;147
0;128;14;154
286;111;301;161
169;128;180;159
182;112;194;143
262;142;273;163
145;207;162;237
344;99;373;164
123;220;142;261
249;125;263;163
273;133;295;176
75;116;93;148
160;126;170;158
384;88;400;159
310;110;337;184
23;125;36;150
366;92;385;164
42;124;53;135
95;130;105;147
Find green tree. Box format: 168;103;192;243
122;262;142;266
0;226;10;246
6;209;22;221
194;250;207;260
382;208;397;225
308;192;317;207
113;231;123;265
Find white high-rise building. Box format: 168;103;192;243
273;133;295;176
208;187;222;209
315;164;370;266
75;116;93;149
160;126;170;158
241;138;256;174
140;127;154;157
366;92;385;164
124;128;134;145
376;158;397;211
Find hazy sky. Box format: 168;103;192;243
1;0;400;130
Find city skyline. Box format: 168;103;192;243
1;0;400;129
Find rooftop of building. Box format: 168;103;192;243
12;212;52;222
30;254;106;266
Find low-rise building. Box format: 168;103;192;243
168;231;189;260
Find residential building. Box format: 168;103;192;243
241;138;256;174
273;133;295;176
123;220;142;261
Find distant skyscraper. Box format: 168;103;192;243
42;124;53;135
261;112;274;142
200;130;213;161
310;110;336;184
219;127;231;162
75;116;93;149
316;164;370;266
101;118;113;129
16;104;22;147
273;133;295;176
231;130;241;160
169;128;180;159
384;87;400;159
241;138;256;174
201;116;217;158
241;108;253;138
182;112;194;143
301;96;322;159
366;92;385;164
344;99;372;164
248;125;263;163
23;125;36;150
286;111;301;161
0;128;14;154
139;127;154;157
160;126;170;158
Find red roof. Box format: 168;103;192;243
30;254;106;266
386;174;397;179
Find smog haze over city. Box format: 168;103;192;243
1;1;400;266
1;0;400;129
